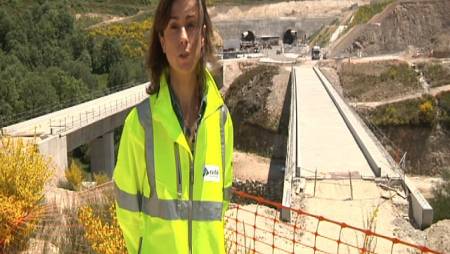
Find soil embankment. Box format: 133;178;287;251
330;0;450;58
225;64;291;160
320;59;450;176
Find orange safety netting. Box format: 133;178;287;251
225;189;441;254
0;185;442;254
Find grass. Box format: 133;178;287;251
430;168;450;222
437;91;450;130
349;0;395;28
340;62;420;102
420;63;450;88
309;25;337;48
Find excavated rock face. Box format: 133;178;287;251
224;64;290;159
332;0;450;57
425;219;450;254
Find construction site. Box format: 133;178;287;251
1;0;449;253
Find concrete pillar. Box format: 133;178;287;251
38;135;69;173
89;132;115;177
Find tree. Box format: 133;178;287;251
0;55;27;121
20;72;59;113
45;67;89;104
78;49;92;69
108;61;130;88
61;60;98;91
0;10;13;50
100;38;123;73
70;31;88;60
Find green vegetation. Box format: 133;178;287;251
308;23;338;48
419;63;450;88
225;65;283;158
349;0;394;28
368;96;437;126
430;168;450;222
437;91;450;130
63;160;110;191
0;1;147;128
340;62;420;101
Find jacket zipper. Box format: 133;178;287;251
137;237;143;254
174;143;182;201
189;117;203;254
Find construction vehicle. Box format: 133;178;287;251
311;45;321;60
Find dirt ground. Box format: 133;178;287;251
233;150;276;183
209;0;371;21
298;179;425;253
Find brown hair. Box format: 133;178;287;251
145;0;215;94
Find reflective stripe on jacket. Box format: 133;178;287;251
113;69;233;254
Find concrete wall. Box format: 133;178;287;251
214;17;336;41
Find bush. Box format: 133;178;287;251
431;168;450;222
369;96;437;126
0;137;52;251
93;172;110;186
65;161;85;191
78;201;126;254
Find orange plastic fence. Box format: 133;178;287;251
0;186;442;254
225;189;441;254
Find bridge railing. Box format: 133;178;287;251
1;83;148;136
48;89;147;135
0;82;146;130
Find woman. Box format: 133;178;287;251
113;0;233;253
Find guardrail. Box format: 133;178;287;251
281;66;297;222
2;84;148;137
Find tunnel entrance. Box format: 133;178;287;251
283;29;297;45
241;30;256;42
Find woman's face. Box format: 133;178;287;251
159;0;204;75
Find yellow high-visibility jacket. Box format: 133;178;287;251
113;69;233;254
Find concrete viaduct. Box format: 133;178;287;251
1;63;433;230
281;65;433;229
2;83;148;177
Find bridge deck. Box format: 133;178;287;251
2;84;148;139
295;66;397;178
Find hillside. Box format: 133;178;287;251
330;0;450;58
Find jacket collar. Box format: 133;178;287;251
151;69;224;154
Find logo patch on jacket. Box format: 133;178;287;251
203;165;220;182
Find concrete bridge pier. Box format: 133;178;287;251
89;132;115;177
38;136;69;172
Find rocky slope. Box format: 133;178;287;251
331;0;450;57
224;64;290;159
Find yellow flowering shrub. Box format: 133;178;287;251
78;201;127;254
90;20;153;58
65;161;85;191
93;172;110;186
0;137;52;250
418;99;436;125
